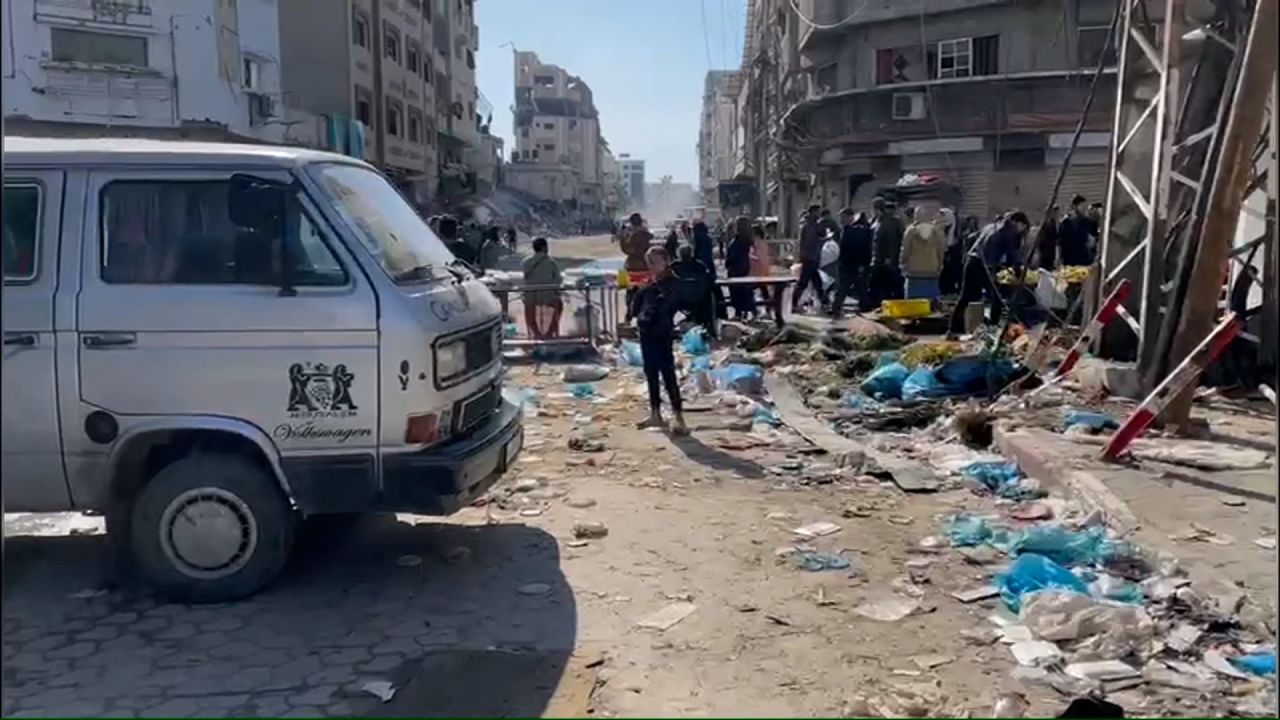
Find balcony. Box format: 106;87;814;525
799;0;1009;50
788;71;1116;149
36;0;152;27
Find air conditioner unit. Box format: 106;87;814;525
249;92;278;122
891;92;927;120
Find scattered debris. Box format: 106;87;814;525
441;546;471;564
1063;660;1140;683
1253;537;1276;550
1171;523;1235;546
791;521;841;539
991;692;1030;718
1203;648;1253;679
789;551;852;572
764;613;792;626
635;602;698;631
951;585;1000;603
518;582;552;596
910;653;954;670
513;478;541;493
853;596;921;622
361;680;397;703
572;520;609;539
566;496;598;509
562;364;610;383
568;435;606;453
1010;640;1063;667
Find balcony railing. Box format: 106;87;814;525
790;71;1116;147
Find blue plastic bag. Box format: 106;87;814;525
752;406;781;427
860;362;909;399
946;514;996;547
1010;525;1109;567
1230;652;1277;677
620;340;645;367
568;383;596;399
946;514;1018;551
503;322;519;339
789;551;851;572
840;392;880;410
936;355;1015;394
996;553;1090;611
710;364;764;395
963;462;1021;491
680;326;710;356
1063;409;1120;432
902;367;946;401
512;387;539;407
875;351;901;368
690;355;712;372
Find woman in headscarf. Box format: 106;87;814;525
725;215;757;319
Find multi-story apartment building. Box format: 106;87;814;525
618;154;646;211
698;70;743;211
781;0;1117;222
735;0;808;234
507;50;607;214
435;0;479;188
3;0;311;144
278;0;439;204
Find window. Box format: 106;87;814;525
355;85;373;126
520;127;529;138
424;56;434;81
1078;26;1115;67
386;99;403;136
542;122;554;130
937;38;972;78
384;23;401;63
100;181;345;286
352;9;370;48
875;49;896;85
534;75;555;87
465;49;475;70
408;109;423;143
407;40;420;76
532;149;540;159
467;101;474;119
3;185;41;282
973;35;999;75
568;119;577;129
815;62;838;93
242;57;261;91
542;144;555;152
50;28;147;66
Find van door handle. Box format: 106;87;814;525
3;333;37;347
83;333;136;348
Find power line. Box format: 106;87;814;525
699;0;716;70
787;0;868;31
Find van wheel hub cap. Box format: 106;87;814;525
159;488;258;580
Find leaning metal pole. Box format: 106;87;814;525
1163;0;1279;425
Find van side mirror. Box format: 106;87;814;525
228;174;298;297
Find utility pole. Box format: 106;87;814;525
1163;0;1279;425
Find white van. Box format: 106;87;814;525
1;138;523;601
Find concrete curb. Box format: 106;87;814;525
993;425;1140;535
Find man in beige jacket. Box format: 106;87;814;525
899;206;947;303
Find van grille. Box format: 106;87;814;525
457;383;501;434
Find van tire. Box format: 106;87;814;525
128;453;296;603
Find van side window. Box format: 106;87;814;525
99;181;347;286
3;184;41;283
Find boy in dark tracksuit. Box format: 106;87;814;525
629;247;688;435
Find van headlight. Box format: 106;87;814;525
435;340;468;383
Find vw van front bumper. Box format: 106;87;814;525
380;397;523;515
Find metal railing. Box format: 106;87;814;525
482;277;621;351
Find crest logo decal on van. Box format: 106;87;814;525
287;362;358;418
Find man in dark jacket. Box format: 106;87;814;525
1058;195;1097;267
947;211;1029;337
869;199;905;307
1035;204;1060;269
439;216;477;266
792;204;826;313
830;208;872;317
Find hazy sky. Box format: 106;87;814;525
475;0;748;184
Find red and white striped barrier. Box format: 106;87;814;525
1054;279;1132;379
1101;312;1243;461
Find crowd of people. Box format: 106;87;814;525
426;214;520;271
784;193;1103;337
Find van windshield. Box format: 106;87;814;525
308;163;455;282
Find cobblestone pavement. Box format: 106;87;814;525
3;516;575;717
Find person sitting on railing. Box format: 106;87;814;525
521;237;563;340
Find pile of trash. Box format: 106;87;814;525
935;495;1275;714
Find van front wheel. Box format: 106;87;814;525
129;454;296;603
